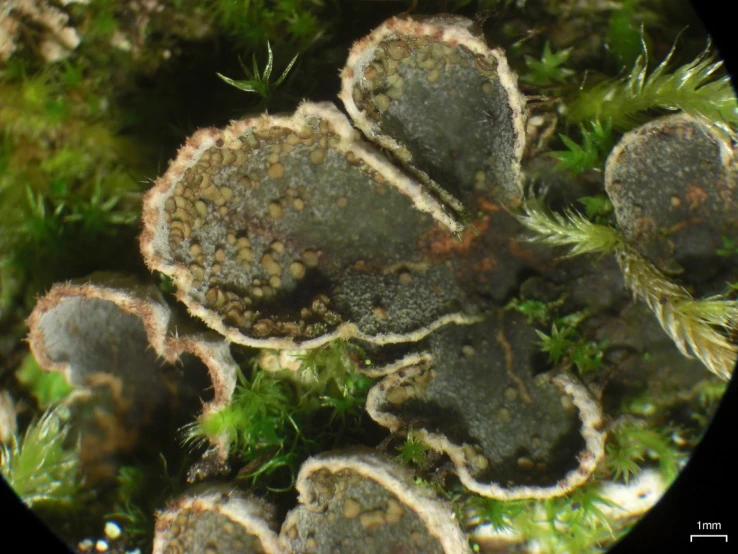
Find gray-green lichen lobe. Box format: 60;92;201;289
605;114;738;279
159;106;468;344
161;505;266;554
374;39;516;208
283;468;444;554
381;310;585;486
333;263;467;338
353;34;522;212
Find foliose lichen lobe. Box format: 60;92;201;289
605;113;738;277
141;101;473;350
281;451;471;554
366;310;606;500
153;486;283;554
26;273;239;469
339;15;527;214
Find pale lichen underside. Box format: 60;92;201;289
26;274;239;458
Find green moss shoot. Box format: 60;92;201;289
1;406;82;509
182;341;374;490
567;40;738;137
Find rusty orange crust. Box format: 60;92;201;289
419;216;491;258
685;184;709;210
473;256;497;275
477;197;502;213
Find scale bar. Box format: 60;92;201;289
690;535;728;542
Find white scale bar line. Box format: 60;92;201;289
690;535;728;542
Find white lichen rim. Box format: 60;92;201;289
286;450;472;553
604;112;736;237
367;361;606;500
26;274;238;458
152;488;283;554
360;350;434;378
338;14;527;208
141;100;476;350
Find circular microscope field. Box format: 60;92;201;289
0;1;735;553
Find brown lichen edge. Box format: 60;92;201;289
26;274;238;458
366;364;606;500
152;486;283;554
338;14;527;208
282;450;472;553
140;100;476;350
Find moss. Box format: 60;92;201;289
0;406;82;509
183;341;375;491
15;354;73;409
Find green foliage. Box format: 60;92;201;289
107;466;150;546
716;235;738;258
505;297;563;326
521;42;574;87
606;0;657;69
463;495;527;533
2;184;138;281
520;203;738;379
0;66;145;314
15;354;73;409
0;406;82;509
518;202;623;258
577;194;614;225
570;339;606;375
183;367;295;485
604;434;644;484
395;429;431;471
567;41;738;137
535;316;606;376
550;121;615;176
536;323;577;364
538;484;619;551
506;285;606;377
604;422;684;483
182;341;373;490
198;0;324;49
460;482;628;553
217;41;299;107
106;455;184;548
692;379;727;410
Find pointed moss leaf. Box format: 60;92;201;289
263;41;274;81
567;41;738;137
521;41;575;86
217;72;266;96
219;41;298;102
